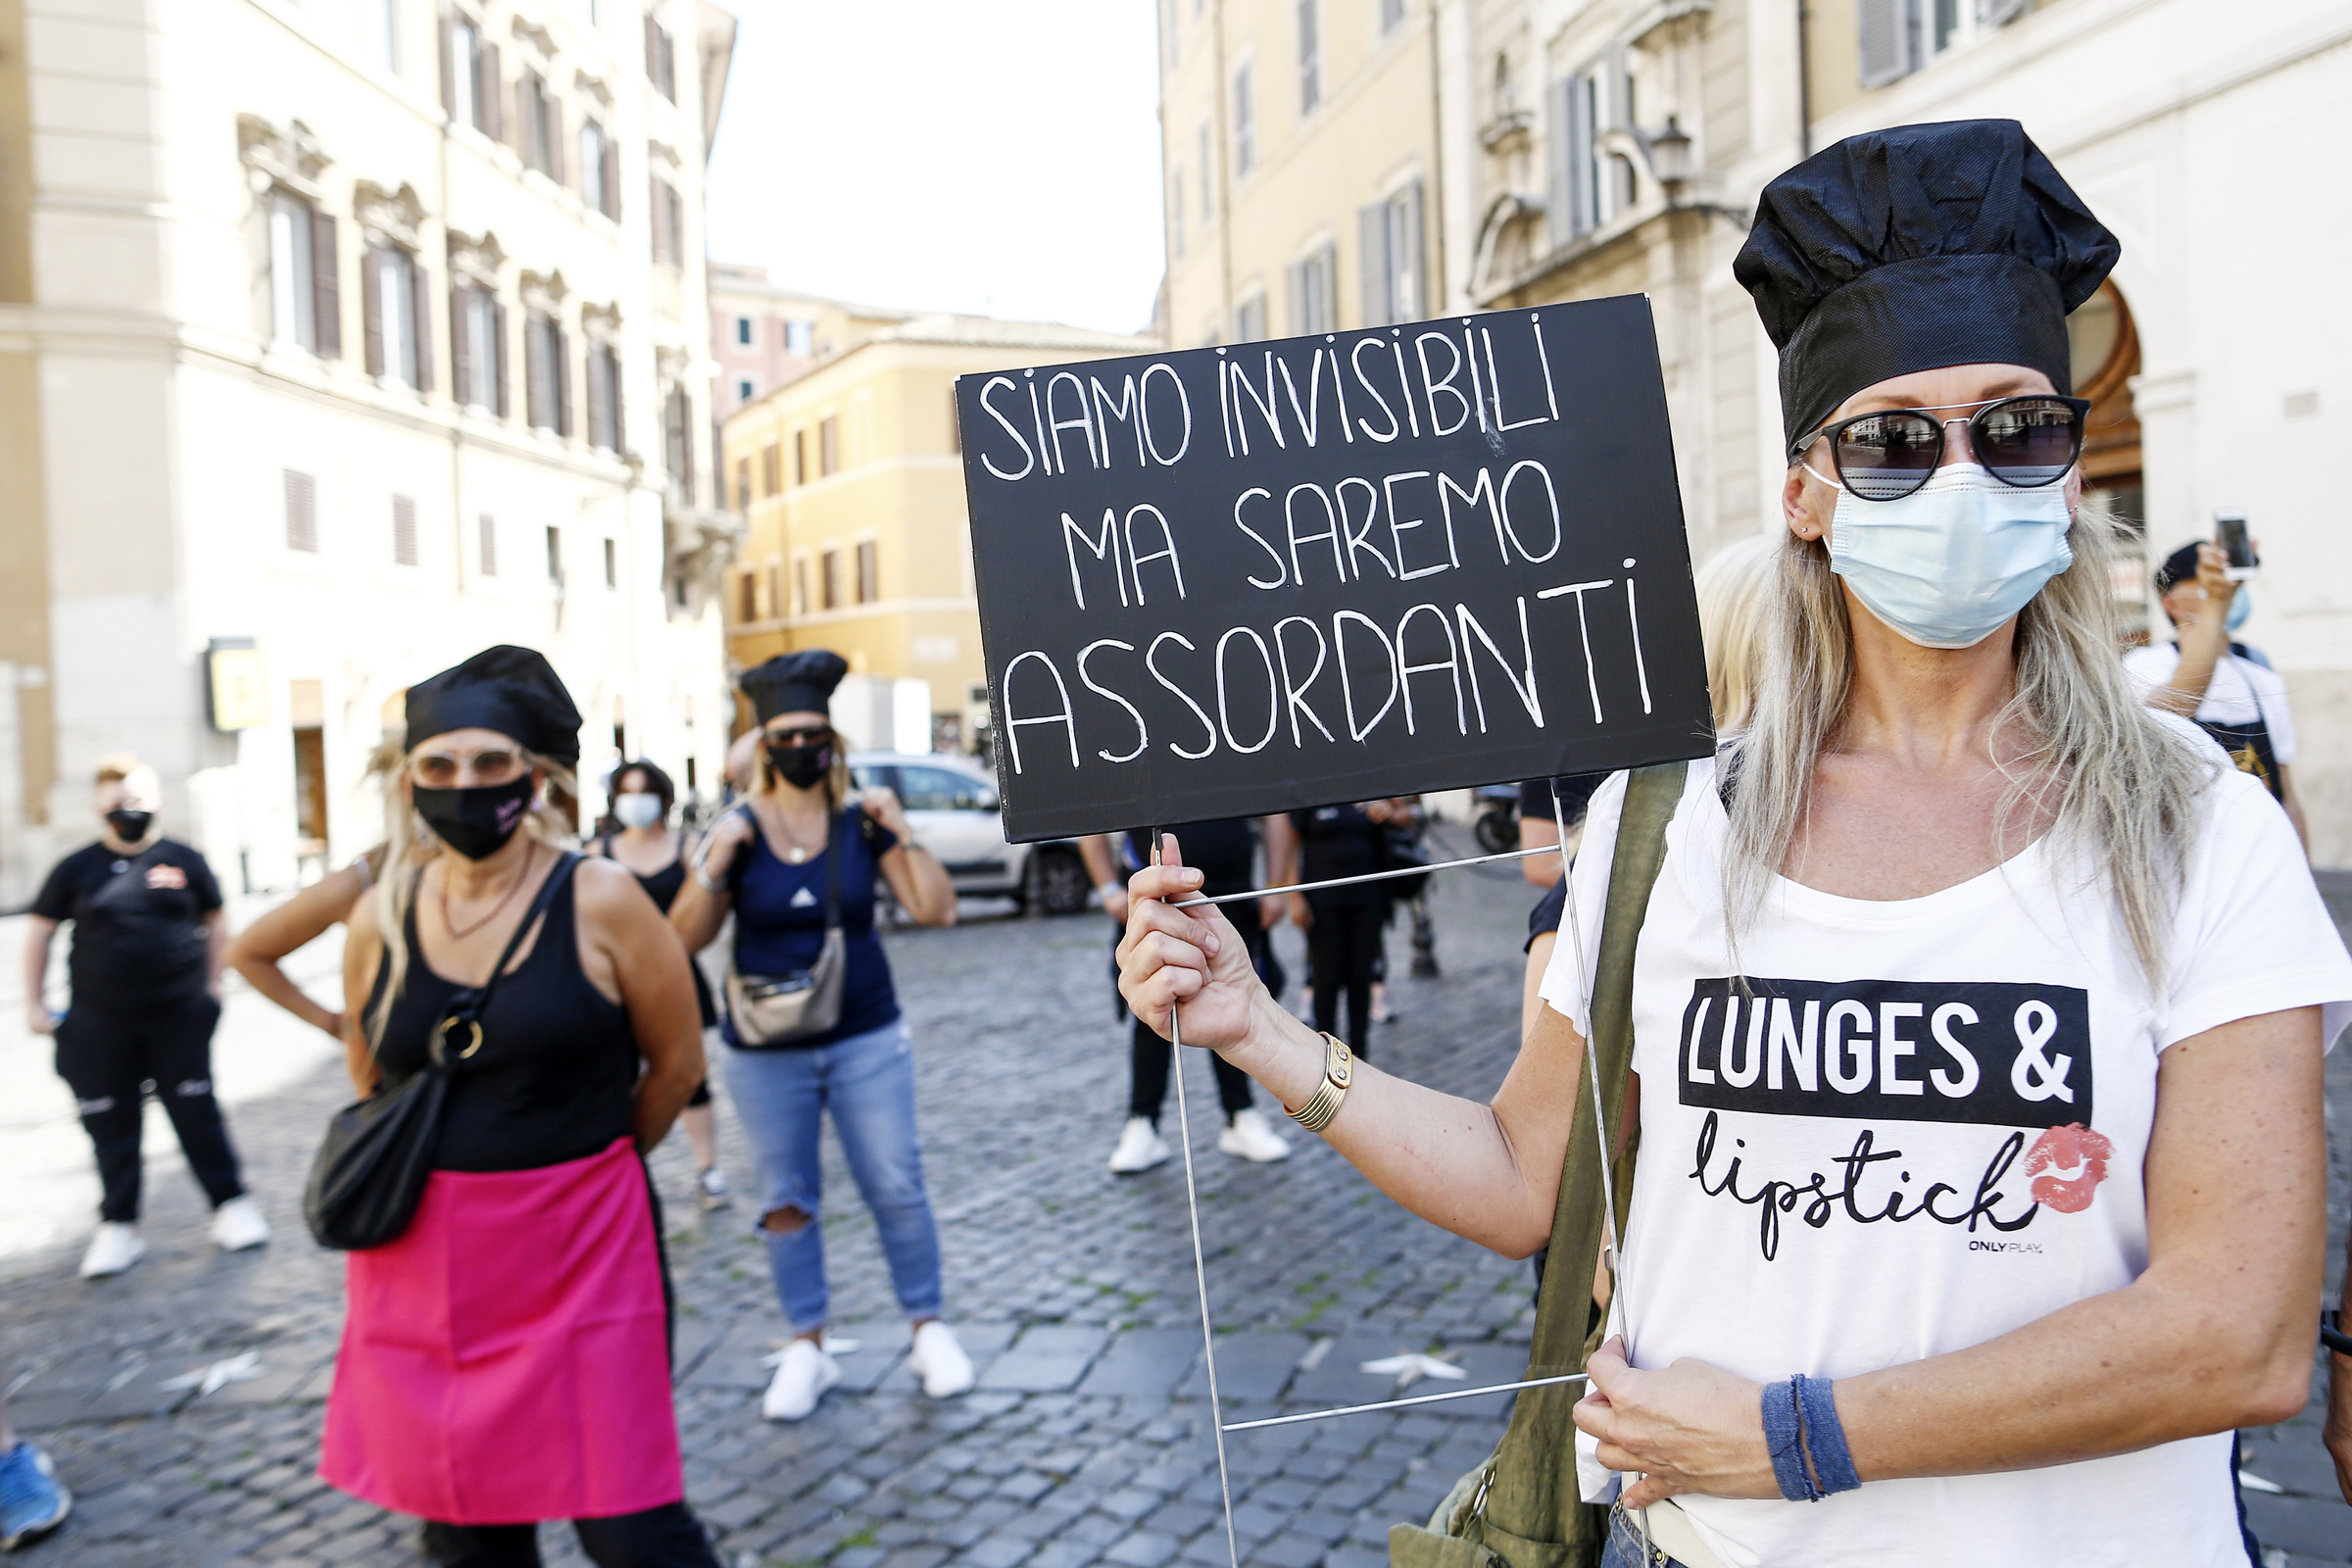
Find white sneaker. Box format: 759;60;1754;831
79;1223;144;1279
1107;1116;1170;1174
761;1338;840;1421
907;1321;974;1398
697;1167;731;1211
1218;1108;1294;1163
209;1196;270;1251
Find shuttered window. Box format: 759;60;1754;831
737;571;757;622
523;309;569;435
1545;59;1635;248
734;458;751;512
603;538;617;589
391;493;419;565
452;282;505;414
856;540;878;605
545;524;563;584
364;243;430;391
760;442;781;495
578;119;619;220
818;415;840;476
284;468;318;552
1857;0;1916;88
820;549;840;611
649;173;682;264
793;556;809;616
794;427;808;485
267;195;340;358
1297;1;1320;115
586;341;621;452
1358;178;1424;327
643;13;675;101
1234;293;1267;343
1232;62;1255;178
1286;241;1336;334
480;513;498;576
520;72;562;180
662;386;694;497
444;17;503;139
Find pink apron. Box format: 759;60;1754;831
319;1137;682;1524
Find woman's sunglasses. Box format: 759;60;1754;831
763;725;832;748
1797;395;2090;503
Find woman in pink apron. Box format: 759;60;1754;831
320;647;721;1568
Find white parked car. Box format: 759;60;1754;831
847;752;1093;915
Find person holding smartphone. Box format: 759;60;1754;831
2124;539;2308;852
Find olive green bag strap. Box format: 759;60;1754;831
1390;760;1688;1568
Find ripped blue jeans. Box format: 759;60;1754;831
721;1018;945;1332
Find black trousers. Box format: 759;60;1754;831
1305;896;1386;1061
1130;1018;1252;1123
54;996;244;1223
420;1502;720;1568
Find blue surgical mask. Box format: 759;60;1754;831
612;793;664;830
2225;585;2252;634
1822;463;2074;650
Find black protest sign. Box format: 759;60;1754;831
955;296;1713;843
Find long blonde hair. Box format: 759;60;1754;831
365;745;579;1049
1722;503;2209;989
1692;534;1779;732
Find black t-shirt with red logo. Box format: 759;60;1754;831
32;839;223;1007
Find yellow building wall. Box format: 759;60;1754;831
1162;0;1442;347
720;333;1148;746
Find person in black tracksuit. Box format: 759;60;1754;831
1286;800;1411;1062
24;759;263;1278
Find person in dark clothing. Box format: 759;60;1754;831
322;646;720;1568
24;755;268;1278
1080;821;1293;1172
1284;799;1412;1061
589;758;729;1210
1515;774;1605;889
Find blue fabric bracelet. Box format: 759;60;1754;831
1760;1378;1817;1502
1792;1374;1862;1496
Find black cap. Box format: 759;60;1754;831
404;646;582;766
741;650;850;724
1735;120;2120;452
2153;543;2203;594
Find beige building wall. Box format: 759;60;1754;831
720;317;1155;753
0;0;742;904
1159;0;1446;348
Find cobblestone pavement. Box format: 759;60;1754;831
4;839;2348;1567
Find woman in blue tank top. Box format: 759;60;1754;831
670;651;969;1424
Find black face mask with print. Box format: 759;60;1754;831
765;740;833;792
106;809;154;844
413;776;537;860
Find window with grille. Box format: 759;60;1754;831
392;493;418;565
284;468;318;552
856;540;878;604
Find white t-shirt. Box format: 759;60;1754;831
1539;742;2352;1568
2122;643;2297;764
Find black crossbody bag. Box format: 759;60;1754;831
303;853;579;1250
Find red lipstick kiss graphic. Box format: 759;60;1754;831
2023;1124;2113;1213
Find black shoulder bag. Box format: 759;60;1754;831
304;852;580;1250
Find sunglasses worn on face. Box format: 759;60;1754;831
765;725;831;748
414;750;526;788
1798;395;2091;503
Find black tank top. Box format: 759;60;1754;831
368;867;639;1172
597;833;716;1028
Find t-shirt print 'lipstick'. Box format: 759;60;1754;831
1674;976;2092;1128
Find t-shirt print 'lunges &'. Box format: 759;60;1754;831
1538;735;2352;1568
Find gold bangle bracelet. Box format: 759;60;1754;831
1286;1031;1354;1134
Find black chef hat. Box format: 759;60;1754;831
2153;542;2204;594
404;646;582;767
1735;119;2120;453
741;650;850;724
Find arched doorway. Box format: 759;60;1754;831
2067;281;2147;640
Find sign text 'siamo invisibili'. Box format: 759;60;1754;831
955;297;1716;842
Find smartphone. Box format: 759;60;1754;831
2215;513;2258;582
